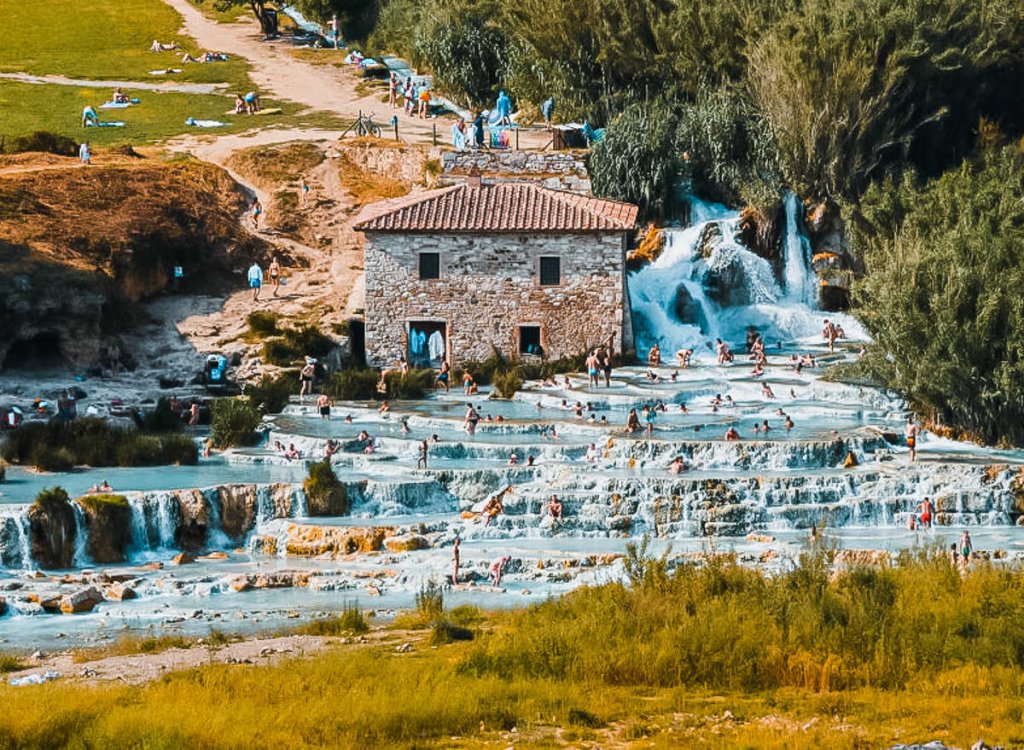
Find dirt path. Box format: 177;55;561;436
163;128;364;369
162;0;550;149
0;71;226;94
6;628;416;687
163;0;437;142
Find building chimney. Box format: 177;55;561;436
465;168;482;188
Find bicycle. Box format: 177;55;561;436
343;110;382;139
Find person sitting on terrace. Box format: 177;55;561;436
725;427;741;441
625;408;642;434
647;343;661;366
284;444;301;460
547;494;563;520
668;456;686;474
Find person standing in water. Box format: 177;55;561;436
586;350;600;388
451;537;461;585
959;530;973;571
417;438;429;469
918;497;934;528
905;417;919;462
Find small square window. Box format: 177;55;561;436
519;326;542;355
539;256;560;286
418;252;440;280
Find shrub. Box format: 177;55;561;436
76;494;132;564
430;619;474;646
327;369;380;400
383;369;435;399
4;130;77;156
300;602;370;635
246;310;280;338
134;398;183;433
1;419;196;469
303;461;350;516
416;580;445;622
245;372;297;414
491;369;523;399
210;398;261;449
262;324;335;366
0;655;28;673
448;604;484;627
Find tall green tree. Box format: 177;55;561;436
852;142;1024;445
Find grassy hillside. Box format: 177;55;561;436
0;0;251;87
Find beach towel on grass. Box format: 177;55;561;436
186;118;227;128
149;69;182;75
86;121;126;128
100;99;139;109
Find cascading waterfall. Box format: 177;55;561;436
71;502;89;567
782;192;817;307
0;510;34;570
628;195;866;353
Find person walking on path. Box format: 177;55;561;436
247;261;263;302
268;256;282;298
541;96;554;125
250;198;262;230
79;141;91;165
299;177;310;208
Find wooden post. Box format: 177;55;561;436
432;123;437;146
515;128;519;151
392;115;399;141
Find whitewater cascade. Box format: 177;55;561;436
628;195;863;355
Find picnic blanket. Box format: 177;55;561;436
85;121;126;128
100;99;139;109
148;68;183;75
186;118;227;128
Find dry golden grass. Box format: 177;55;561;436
0;155;264;300
226;141;325;189
337;153;411;206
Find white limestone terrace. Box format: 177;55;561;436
2;351;1024;649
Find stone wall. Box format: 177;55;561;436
364;231;630;367
334;142;443;186
441;151;591;194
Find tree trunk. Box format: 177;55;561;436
248;0;278;35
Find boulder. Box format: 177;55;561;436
843;452;858;468
170;552;194;566
0;596;6;616
248;534;278;557
672;284;709;332
77;494;132;564
384;534;430;552
60;586;104;614
27;488;78;569
217;485;258;540
104;583;136;601
174;489;209;551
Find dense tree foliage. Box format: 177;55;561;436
852;142;1024;445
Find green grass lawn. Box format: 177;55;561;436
187;0;251;24
0;0;252;88
0;81;312;145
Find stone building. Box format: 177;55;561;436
354;179;638;368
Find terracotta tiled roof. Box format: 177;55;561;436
352;183;638;234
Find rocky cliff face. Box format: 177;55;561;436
27;489;77;569
0;156;267;372
78;494;133;563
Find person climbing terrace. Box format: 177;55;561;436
489;555;511;587
647;343;661;366
299;357;316;401
625;408;642;434
435;360;451;392
716;338;734;364
547;494;563;521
